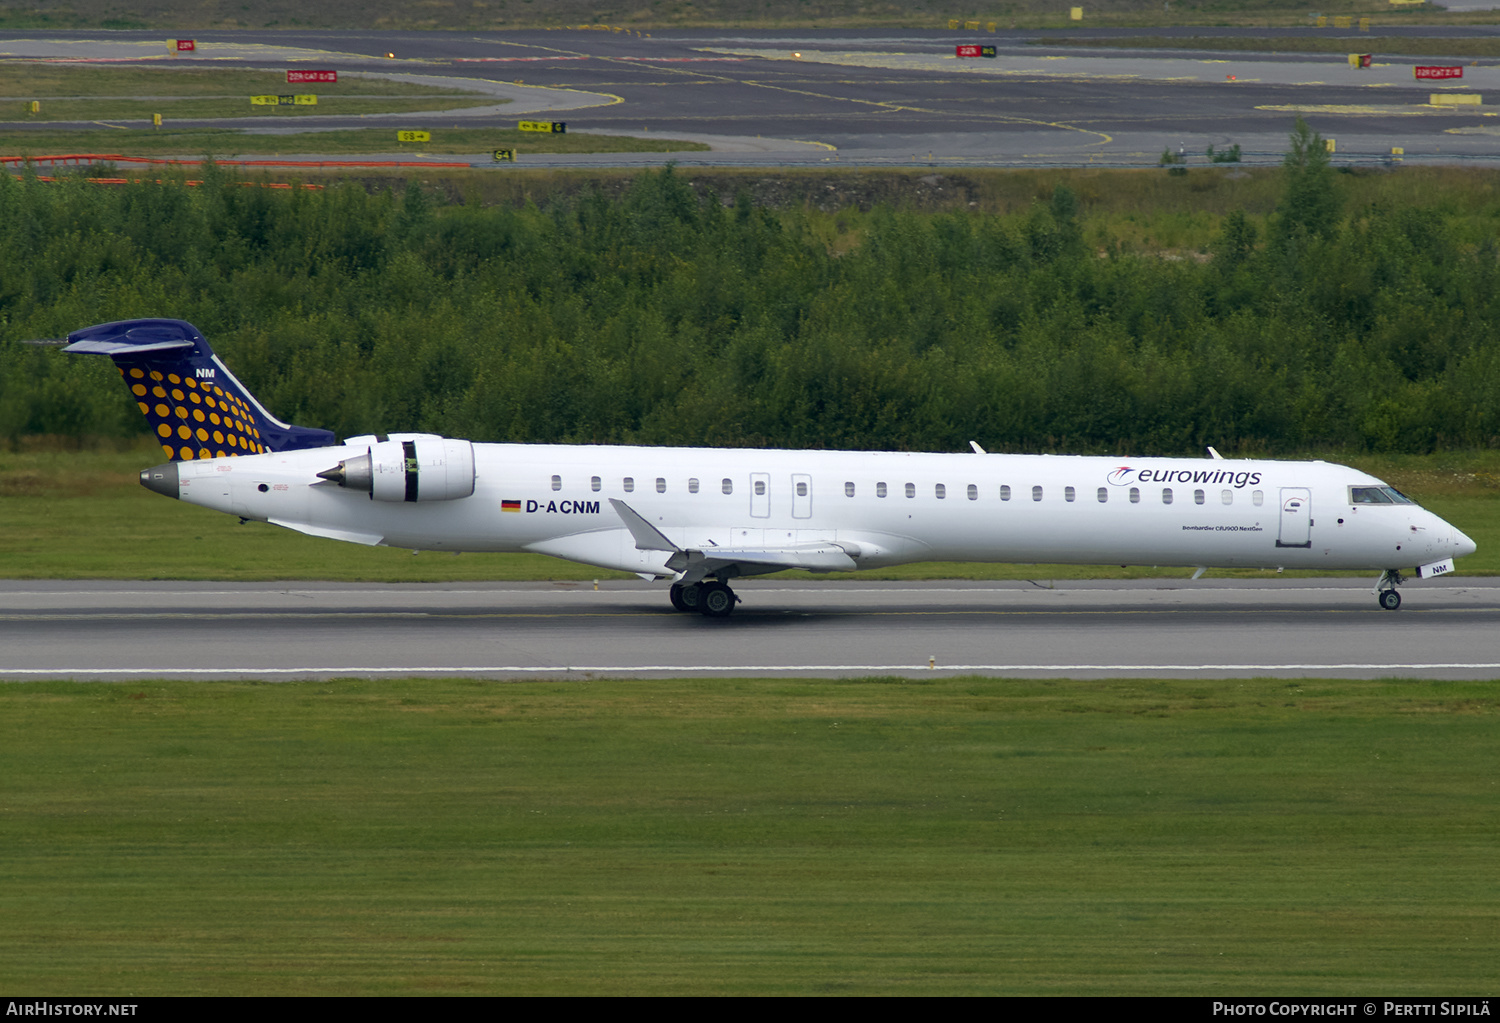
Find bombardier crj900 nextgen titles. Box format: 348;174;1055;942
63;318;1476;617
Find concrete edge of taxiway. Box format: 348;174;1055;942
0;576;1495;596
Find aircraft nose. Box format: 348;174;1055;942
1454;526;1477;560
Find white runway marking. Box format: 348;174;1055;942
6;663;1500;676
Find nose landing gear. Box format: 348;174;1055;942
1375;569;1404;610
668;580;740;617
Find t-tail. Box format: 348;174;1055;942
64;318;335;461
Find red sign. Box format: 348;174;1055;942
175;39;195;51
956;44;981;57
287;70;338;83
1415;66;1463;80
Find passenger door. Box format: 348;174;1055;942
791;473;812;519
1276;488;1312;548
749;472;770;518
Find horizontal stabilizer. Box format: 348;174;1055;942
63;337;194;356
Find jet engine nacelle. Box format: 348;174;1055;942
318;434;475;502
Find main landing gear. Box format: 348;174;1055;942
669;581;740;618
1375;569;1404;611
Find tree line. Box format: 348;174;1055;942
3;135;1498;456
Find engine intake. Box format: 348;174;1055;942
318;435;475;502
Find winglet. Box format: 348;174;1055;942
609;499;680;553
970;441;987;455
1207;446;1224;460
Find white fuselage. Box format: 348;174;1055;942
170;441;1476;578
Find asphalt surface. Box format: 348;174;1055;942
4;27;1500;166
4;578;1498;680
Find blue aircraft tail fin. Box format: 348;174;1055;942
64;318;336;462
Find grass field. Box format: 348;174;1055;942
0;0;1492;31
0;126;709;159
0;65;495;122
1038;34;1500;58
2;676;1496;995
2;446;1495;581
0;66;708;157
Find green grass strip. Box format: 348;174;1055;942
0;126;707;158
1035;35;1500;58
2;676;1497;995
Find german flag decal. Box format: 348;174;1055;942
501;500;522;512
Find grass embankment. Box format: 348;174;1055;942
1036;35;1500;57
0;66;496;121
2;446;1494;581
0;126;708;158
3;676;1497;995
0;66;708;156
0;0;1491;31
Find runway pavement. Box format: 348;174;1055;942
4;27;1500;166
3;578;1498;681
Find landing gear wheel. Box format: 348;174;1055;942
670;583;702;612
698;582;737;618
1378;589;1402;611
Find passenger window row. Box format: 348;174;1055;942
544;476;1266;508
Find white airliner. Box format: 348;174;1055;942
65;318;1476;616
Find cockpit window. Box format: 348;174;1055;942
1350;486;1416;505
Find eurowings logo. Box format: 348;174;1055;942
1108;466;1266;489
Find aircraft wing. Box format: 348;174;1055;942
609;499;858;581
